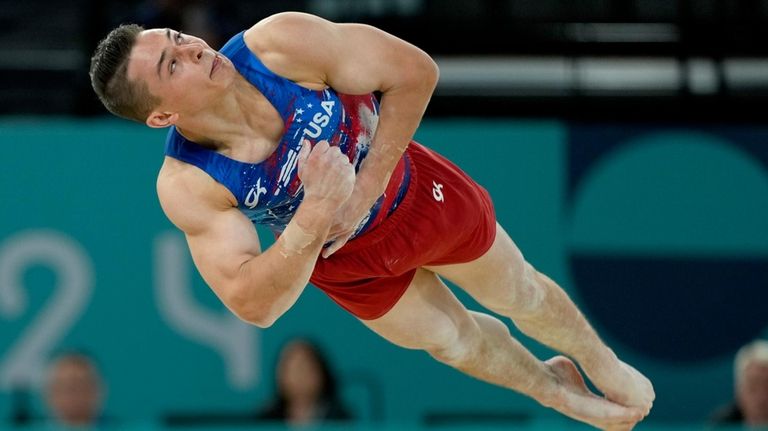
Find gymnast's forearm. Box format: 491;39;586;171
233;198;334;326
356;62;439;199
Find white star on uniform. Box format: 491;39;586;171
307;103;313;108
296;108;304;115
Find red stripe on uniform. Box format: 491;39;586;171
368;156;407;228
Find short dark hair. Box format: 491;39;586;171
89;24;160;122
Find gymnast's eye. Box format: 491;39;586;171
176;32;184;43
170;60;176;75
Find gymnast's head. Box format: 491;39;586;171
90;24;233;128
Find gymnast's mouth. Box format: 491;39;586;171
210;54;221;78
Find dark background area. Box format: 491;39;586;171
3;0;768;121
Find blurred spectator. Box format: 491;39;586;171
258;338;351;426
712;339;768;427
44;351;106;429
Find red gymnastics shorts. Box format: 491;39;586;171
310;141;497;320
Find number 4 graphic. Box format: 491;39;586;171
154;232;259;390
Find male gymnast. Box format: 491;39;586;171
90;12;654;430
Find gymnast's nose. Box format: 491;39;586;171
179;42;204;64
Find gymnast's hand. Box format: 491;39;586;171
297;140;355;211
322;176;379;259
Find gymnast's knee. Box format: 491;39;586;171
498;261;548;317
425;316;480;366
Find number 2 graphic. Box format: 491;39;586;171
0;231;94;388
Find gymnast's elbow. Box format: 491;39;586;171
232;303;280;328
245;313;279;329
224;282;282;328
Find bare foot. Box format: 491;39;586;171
582;353;655;415
543;356;644;430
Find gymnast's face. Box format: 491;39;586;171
126;28;235;127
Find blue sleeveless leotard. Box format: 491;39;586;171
164;31;410;238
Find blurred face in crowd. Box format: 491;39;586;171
737;361;768;425
45;356;103;426
277;341;325;401
126;28;235;128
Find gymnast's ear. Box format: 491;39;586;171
145;110;178;128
